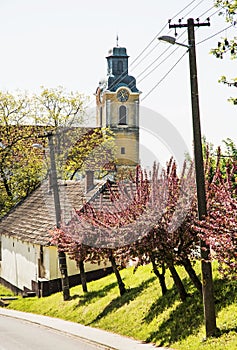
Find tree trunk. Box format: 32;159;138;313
182;258;202;295
109;253;126;296
150;255;167;295
78;260;88;293
0;169;13;198
169;265;188;302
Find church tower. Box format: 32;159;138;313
96;43;140;170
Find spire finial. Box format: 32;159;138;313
116;34;119;47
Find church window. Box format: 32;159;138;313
119;105;127;125
121;147;126;154
117;60;123;74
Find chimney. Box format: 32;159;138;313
85;170;94;193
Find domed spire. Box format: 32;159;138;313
105;43;138;92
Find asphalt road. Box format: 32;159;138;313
0;315;108;350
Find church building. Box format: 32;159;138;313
95;43;140;170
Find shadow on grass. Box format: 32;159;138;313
146;288;203;346
88;276;156;325
220;326;237;335
72;282;118;308
144;272;202;325
143;285;180;324
145;277;237;347
213;278;237;311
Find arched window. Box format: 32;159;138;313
117;60;123;74
119;105;127;125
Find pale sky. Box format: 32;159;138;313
0;0;236;168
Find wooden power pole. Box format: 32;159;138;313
48;132;70;301
169;18;219;338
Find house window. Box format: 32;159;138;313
119;105;127;125
121;147;126;155
100;106;102;126
0;236;2;261
40;245;44;265
38;245;45;278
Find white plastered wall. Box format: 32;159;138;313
1;235;39;291
0;235;110;291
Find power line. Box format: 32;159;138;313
136;30;187;83
106;30;181;93
137;45;176;82
134;2;216;86
130;0;199;68
111;28;183;91
171;0;198;19
87;0;217;110
198;6;218;19
130;9;220;100
181;0;207;20
123;0;214;89
131;0;209;73
141;50;188;102
131;2;232;103
141;16;212;101
130;39;167;72
196;24;234;45
129;23;167;68
138;43;182;84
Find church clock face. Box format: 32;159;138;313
117;88;129;102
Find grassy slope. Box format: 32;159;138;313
1;262;237;350
0;285;15;296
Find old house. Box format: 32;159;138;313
0;178;113;296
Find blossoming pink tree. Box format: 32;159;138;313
195;150;237;279
51;160;204;299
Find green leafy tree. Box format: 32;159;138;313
32;85;88;126
0;87;116;217
0;91;44;216
210;1;237;103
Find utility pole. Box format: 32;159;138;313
169;18;219;338
48;132;70;301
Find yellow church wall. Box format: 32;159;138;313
113;131;139;165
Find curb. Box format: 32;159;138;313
0;308;171;350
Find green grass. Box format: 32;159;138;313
1;262;237;350
0;284;15;296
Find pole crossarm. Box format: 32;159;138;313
169;18;210;29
